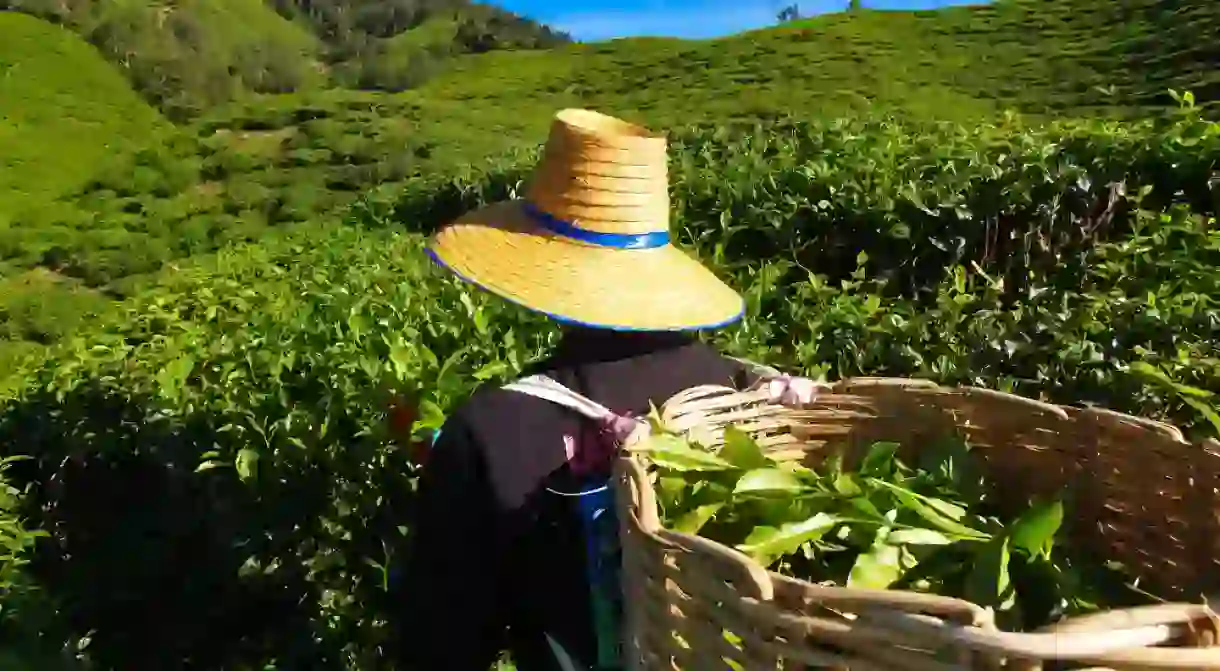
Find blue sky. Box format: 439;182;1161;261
497;0;984;41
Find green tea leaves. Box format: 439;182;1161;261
1009;500;1063;560
738;513;838;565
870;480;986;540
849;541;904;589
235;448;260;483
966;536;1013;608
733;468;806;496
638;435;736;472
645;425;1127;632
860;441;900;478
672;503;725;535
888;528;954;546
719;427;771;470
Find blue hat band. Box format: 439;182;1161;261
523;202;670;250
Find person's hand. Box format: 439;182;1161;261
755;374;831;407
388;393;431;466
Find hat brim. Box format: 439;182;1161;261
427;200;745;331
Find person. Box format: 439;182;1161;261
392;109;807;671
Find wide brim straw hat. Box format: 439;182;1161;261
427;109;745;331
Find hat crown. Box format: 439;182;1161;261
525;109;670;237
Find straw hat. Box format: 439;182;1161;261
427;109;745;331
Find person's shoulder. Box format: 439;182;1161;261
672;340;756;382
443;373;562;434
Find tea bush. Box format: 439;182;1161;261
0;455;82;671
0;13;169;219
380;110;1220;297
1;108;1218;668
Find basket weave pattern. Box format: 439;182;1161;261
612;377;1220;670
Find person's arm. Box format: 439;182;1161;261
722;355;830;405
392;415;508;670
722;354;780;388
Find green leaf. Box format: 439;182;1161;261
738;512;838;565
656;475;688;511
195;460;226;473
639;435;736;472
888;528;953;546
966;535;1012;607
1181;396;1220;437
1129;361;1213;399
860;441;900;477
235;448;259;482
833;472;862;496
156;353;195;400
388;343;412;379
1009;499;1063;559
719;427;771;470
733;468;806;496
872;480;986;540
672;503;724;534
849;541;904;589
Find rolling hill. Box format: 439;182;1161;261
0;0;1217;365
0;11;169;220
0;1;1218;668
2;0;567;119
2;0;326;119
408;0;1220;135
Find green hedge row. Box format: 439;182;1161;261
378;110;1219;295
0;110;1217;669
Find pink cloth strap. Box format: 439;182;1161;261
502;375;648;476
502;365;828;476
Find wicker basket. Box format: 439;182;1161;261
611;377;1220;670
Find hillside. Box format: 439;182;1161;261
0;0;1219;667
0;12;168;220
2;0;567;119
1;0;1217;365
272;0;570;91
410;0;1220;131
2;0;325;119
1;113;1217;669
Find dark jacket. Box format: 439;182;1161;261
393;331;755;670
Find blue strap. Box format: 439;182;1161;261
523;202;670;250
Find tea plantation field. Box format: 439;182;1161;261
0;0;1219;668
3;0;1218;362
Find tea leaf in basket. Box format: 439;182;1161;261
733;468;807;496
737;512;838;566
640;434;737;472
965;535;1014;610
655;475;688;513
915;436;985;502
1009;499;1064;560
832;472;863;496
888;528;954;546
849;539;905;589
893;543;971;593
860;441;901;478
719;427;772;470
871;480;986;540
1009;554;1069;630
672;503;725;534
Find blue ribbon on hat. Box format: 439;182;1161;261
523;202;670;250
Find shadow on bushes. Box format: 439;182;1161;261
1;383;411;670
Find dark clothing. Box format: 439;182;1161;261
394;332;755;671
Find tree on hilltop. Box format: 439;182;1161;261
777;3;801;22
